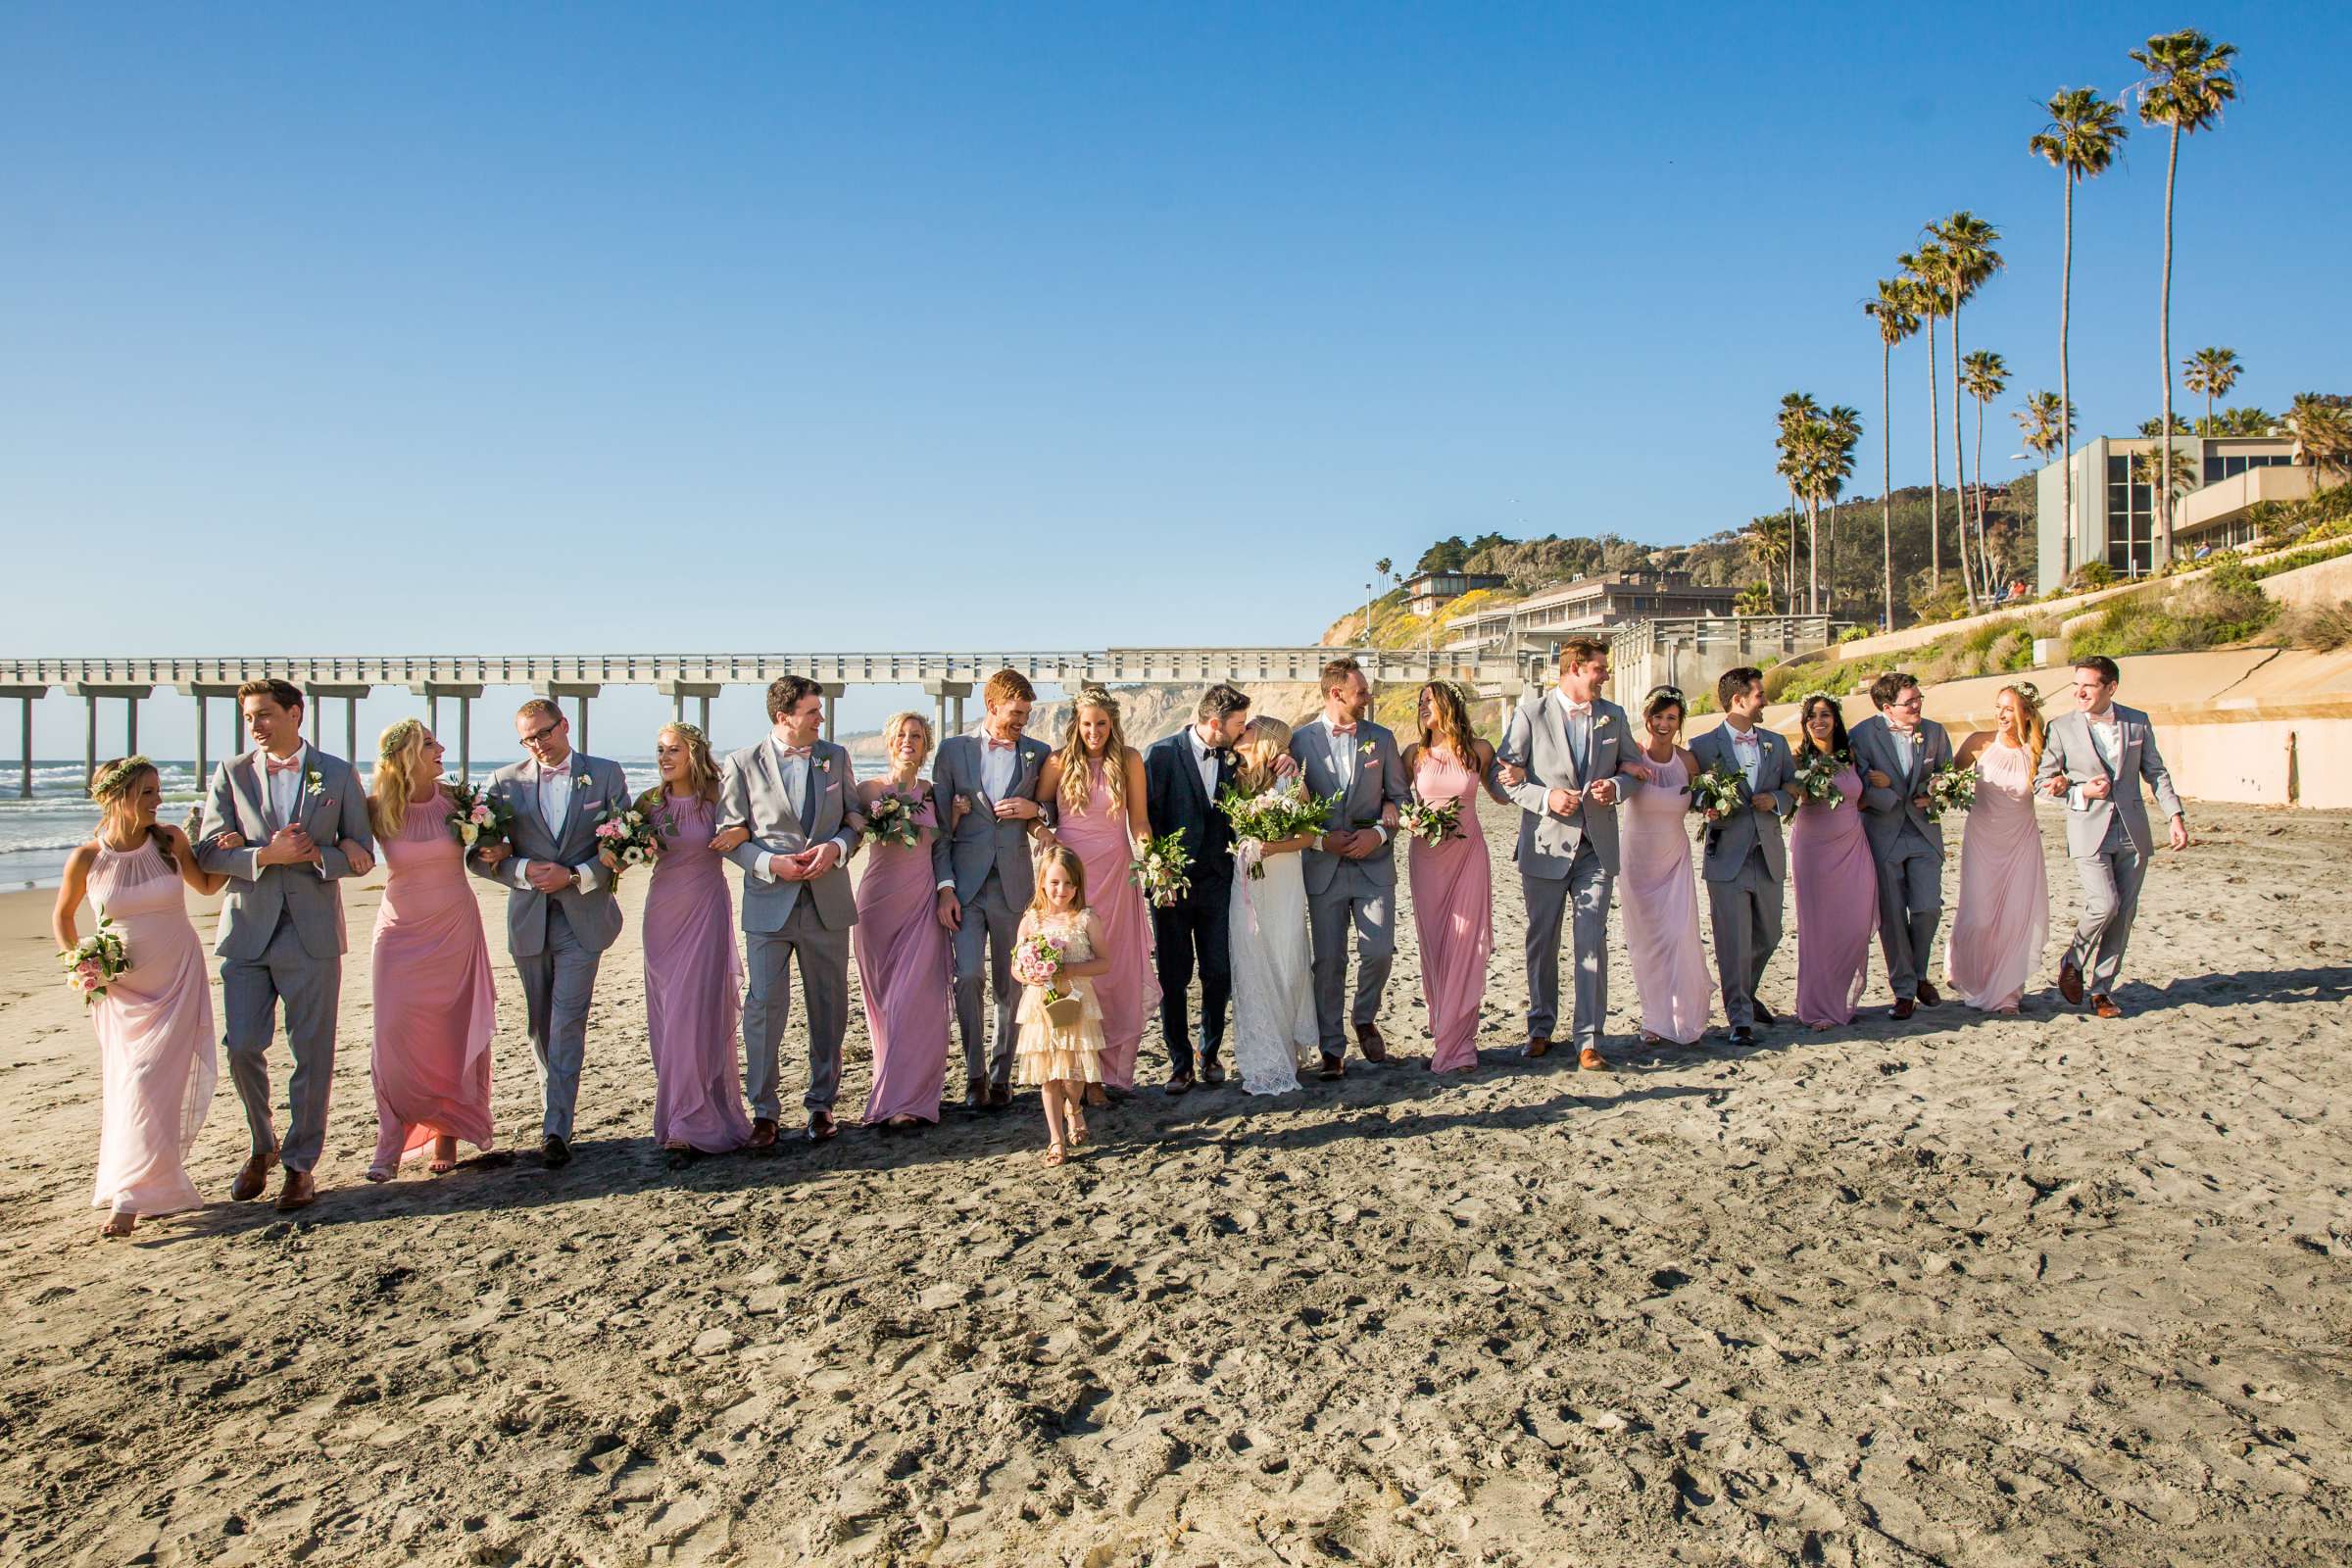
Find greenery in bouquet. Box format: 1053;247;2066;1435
60;915;127;1006
862;789;923;850
1790;747;1848;808
442;776;516;851
1923;760;1977;820
1129;830;1193;907
1396;795;1462;846
592;802;662;880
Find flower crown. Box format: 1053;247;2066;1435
1798;690;1835;710
2010;681;2041;707
89;756;154;802
664;721;709;744
1073;684;1119;716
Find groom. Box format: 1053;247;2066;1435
197;677;375;1212
1497;637;1641;1070
2035;655;2188;1018
471;698;634;1166
1289;658;1408;1080
1686;666;1796;1046
1849;672;1953;1020
1143;683;1251;1092
717;674;863;1143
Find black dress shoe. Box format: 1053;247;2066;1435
541;1135;572;1168
1730;1026;1756;1047
1200;1060;1227;1086
807;1112;838;1143
1163;1074;1195;1096
1317;1053;1344;1082
1891;998;1916;1021
984;1084;1011;1111
1751;1002;1776;1026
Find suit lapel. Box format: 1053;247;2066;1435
235;752;271;835
1546;694;1582;788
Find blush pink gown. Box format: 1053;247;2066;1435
85;840;216;1216
370;788;497;1167
1053;761;1161;1090
1943;740;2049;1012
856;786;955;1123
1617;751;1714;1043
1789;761;1876;1029
1407;750;1492;1072
643;793;753;1151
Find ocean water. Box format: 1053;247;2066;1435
0;759;669;890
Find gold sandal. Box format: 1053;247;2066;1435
1043;1142;1067;1168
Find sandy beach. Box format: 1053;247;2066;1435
2;795;2348;1566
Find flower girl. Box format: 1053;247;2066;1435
1010;847;1111;1166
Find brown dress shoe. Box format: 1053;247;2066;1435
1578;1048;1611;1072
2058;962;2085;1005
1892;998;1916;1020
2091;995;2124;1019
1354;1024;1389;1063
1522;1036;1552;1060
985;1083;1011;1110
231;1149;279;1203
274;1170;317;1212
1317;1053;1345;1082
1200;1059;1227;1086
1751;1002;1776;1026
807;1111;838;1143
963;1078;989;1112
1915;978;1943;1008
748;1117;780;1150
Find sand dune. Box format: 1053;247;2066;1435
1;798;2348;1565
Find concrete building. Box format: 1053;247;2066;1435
1442;569;1739;653
2034;433;2304;590
1400;568;1507;617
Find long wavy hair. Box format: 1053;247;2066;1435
369;719;435;838
1416;681;1477;762
1999;683;2048;773
638;722;721;814
1055;686;1132;817
1234;715;1293;796
1796;695;1851;759
89;756;174;869
879;710;934;776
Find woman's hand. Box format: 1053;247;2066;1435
1620;762;1657;785
1495;760;1527;789
950;796;971;828
598;849;618;870
473;842;512;866
710;825;751;854
1866;769;1892;789
214;831;245;852
340;839;375;876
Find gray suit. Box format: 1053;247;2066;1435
715;738;862;1119
1686;723;1797;1030
1498;690;1643;1050
196;746;373;1174
468;751;634;1141
2034;705;2183;996
930;732;1054;1088
1288;716;1412;1057
1850;713;1953;1003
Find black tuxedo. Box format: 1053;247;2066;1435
1144;730;1238;1077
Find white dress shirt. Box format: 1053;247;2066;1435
1316;718;1387;848
1727;723;1762;792
515;755;595;895
1889;722;1920;782
753;737;855;884
261;743;309;827
1186;726;1220;802
980;734;1021;803
2087;711;2122;773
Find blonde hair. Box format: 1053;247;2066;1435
1026;844;1090;917
89;757;175;867
640;722;720;811
1998;683;2048;774
369;719;435;838
1234;715;1293;796
1056;686;1132;817
1417;681;1477;763
882;710;934;767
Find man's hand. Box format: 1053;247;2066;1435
1546;786;1581;817
1751;791;1779;813
2169;814;2190;852
2082;775;2111;801
767;853;808;883
1586;777;1619;808
525;861;572;894
994;796;1041;820
341;840;374;877
1320;827;1360;858
1866;769;1892;789
1271;754;1300;779
474;843;512;866
804;841;843;876
258;825;314;867
936;889;963;931
1911;794;1931;810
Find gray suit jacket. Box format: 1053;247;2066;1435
715;738;861;934
1686;723;1797;884
467;752;634;956
929;732;1054;906
2034;705;2183;858
1287;716;1412;897
196;746;374;961
1849;713;1953;857
1497;690;1643;878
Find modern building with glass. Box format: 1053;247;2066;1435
2033;433;2307;591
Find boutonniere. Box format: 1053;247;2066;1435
303;768;324;799
1358;740;1376;759
572;772;593;791
815;757;832;774
1593;714;1614;732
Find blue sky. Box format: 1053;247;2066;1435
4;1;2344;753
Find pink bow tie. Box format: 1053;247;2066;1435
266;756;302;775
538;763;570;779
985;738;1016;752
780;746;813;760
1733;731;1758;748
1564;703;1592;719
1332;724;1357;738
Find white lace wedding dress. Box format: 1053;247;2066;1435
1228;786;1317;1097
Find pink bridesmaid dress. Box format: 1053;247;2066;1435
85;839;216;1216
1407;749;1492;1072
643;793;753;1151
1943;740;2049;1012
1789;761;1877;1028
370;787;497;1168
856;785;955;1123
1617;750;1714;1043
1053;761;1161;1090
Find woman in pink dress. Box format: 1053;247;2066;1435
1038;686;1160;1100
366;721;498;1181
53;758;231;1236
1789;695;1877;1030
641;722;754;1162
856;711;955;1130
1943;683;2050;1012
1613;686;1715;1045
1401;682;1508;1072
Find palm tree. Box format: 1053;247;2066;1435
2016;390;2074;464
1863;279;1922;630
2032;88;2129;584
2286;394;2352;487
1926;212;2004;613
2184;347;2241;433
2131;28;2240;567
1896;252;1951;594
1961;350;2009;592
1824;404;1861;605
1775;392;1821;613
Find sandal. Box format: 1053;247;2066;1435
429;1136;459;1176
1067;1114;1089;1148
1043;1142;1066;1168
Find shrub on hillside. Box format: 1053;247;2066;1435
2066;564;2278;662
2283;601;2352;652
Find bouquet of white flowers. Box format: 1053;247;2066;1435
1790;747;1847;808
61;916;127;1006
592;802;662;880
862;789;923;850
1688;760;1746;849
1218;785;1339;879
442;776;516;851
1396;795;1462;846
1923;760;1977;819
1129;830;1193;907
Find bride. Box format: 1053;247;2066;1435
1227;716;1320;1096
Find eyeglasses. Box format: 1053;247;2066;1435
1889;697;1925;710
521;719;563;747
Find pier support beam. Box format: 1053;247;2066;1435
411;683;485;781
175;682;243;791
69;684;154;787
546;683;602;756
657;681;721;735
923;680;972;743
0;686;46;800
306;684;371;761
